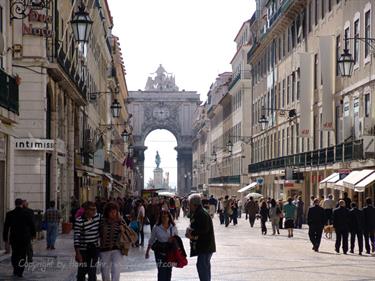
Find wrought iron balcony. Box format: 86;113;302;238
0;69;19;115
248;140;364;174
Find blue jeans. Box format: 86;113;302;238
197;253;212;281
47;222;58;248
155;252;172;281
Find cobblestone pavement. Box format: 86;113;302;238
114;215;375;281
0;215;374;281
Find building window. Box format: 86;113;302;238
0;6;3;68
287;127;290;155
309;1;313;32
320;113;323;148
321;0;325;20
315;0;318;26
286;76;290;105
344;27;350;49
354;19;359;64
288;28;291;53
314;54;318;90
296;123;300;153
296;68;300;100
292;72;296;102
365;93;370;117
282;129;285;156
336;35;341;76
291;125;294;154
365;10;371;58
282;79;285;108
278;131;281;156
283;32;286;57
328;0;332;12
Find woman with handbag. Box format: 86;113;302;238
99;202;123;281
145;208;178;281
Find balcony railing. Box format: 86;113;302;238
208;175;240;185
56;49;87;100
248;140;364;174
228;71;252;91
0;69;19;115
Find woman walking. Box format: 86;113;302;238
99;202;124;281
145;208;178;281
260;201;269;235
269;199;281;235
284;197;297;238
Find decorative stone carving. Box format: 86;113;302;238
145;64;179;91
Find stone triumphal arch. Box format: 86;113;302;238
128;65;200;195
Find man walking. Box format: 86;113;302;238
307;198;325;251
322;194;336;225
44;201;61;250
333;200;350;254
186;194;216;281
349;202;364;255
247;197;259;228
363;197;375;254
3;198;36;277
208;195;217;218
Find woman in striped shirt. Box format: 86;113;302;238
74;201;101;281
99;202;123;281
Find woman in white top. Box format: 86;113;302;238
145;208;178;281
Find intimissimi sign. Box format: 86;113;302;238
15;139;55;151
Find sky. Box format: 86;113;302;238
108;0;256;188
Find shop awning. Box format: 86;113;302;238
319;173;339;189
86;172;98;177
237;182;257;193
354;172;375;192
343;170;374;189
326;173;341;189
334;179;345;191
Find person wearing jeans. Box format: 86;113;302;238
186;194;216;281
44;201;61;250
99;202;124;281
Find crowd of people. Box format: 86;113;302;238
2;191;374;280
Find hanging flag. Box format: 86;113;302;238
299;52;313;137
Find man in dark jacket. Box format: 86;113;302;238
3;198;36;277
363;197;375;254
333;200;350;254
349;202;364;255
307;198;325;251
186;194;216;281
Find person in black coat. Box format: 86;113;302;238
362;197;375;254
307;198;325;251
186;194;216;281
332;200;350;254
3;198;36;277
349;202;364;255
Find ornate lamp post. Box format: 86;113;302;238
110;99;121;118
70;2;93;44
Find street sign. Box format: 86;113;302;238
256;177;264;185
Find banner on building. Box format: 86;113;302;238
299;53;313;137
319;36;335;130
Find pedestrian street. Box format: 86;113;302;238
112;215;375;281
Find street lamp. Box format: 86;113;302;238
337;35;375;77
258;106;296;123
226;140;233;154
121;129;130;143
110;99;121;118
211;149;217;162
70;2;93;44
128;145;134;156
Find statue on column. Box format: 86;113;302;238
155;151;161;168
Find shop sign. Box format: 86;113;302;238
22;10;53;37
14;138;54;151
